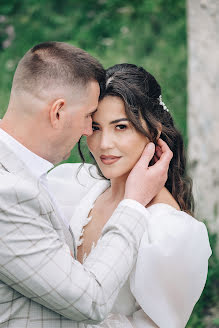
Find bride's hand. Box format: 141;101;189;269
124;139;173;206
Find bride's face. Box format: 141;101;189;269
87;96;150;180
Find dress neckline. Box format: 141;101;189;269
69;178;110;261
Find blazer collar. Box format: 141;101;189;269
0;139;33;179
0;128;53;179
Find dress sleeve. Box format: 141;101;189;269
129;204;212;328
48;163;98;204
47;163;100;222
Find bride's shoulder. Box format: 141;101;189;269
147;187;180;211
47;163;104;205
49;162;92;177
48;163;102;188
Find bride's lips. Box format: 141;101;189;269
100;155;121;165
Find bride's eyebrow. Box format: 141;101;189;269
92;118;129;125
110;118;129;124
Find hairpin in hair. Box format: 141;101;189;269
159;95;169;112
106;76;114;87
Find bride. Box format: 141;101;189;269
48;64;211;328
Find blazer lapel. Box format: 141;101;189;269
0;139;75;254
38;183;75;255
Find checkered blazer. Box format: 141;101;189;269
0;139;148;328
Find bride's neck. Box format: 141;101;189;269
105;174;128;205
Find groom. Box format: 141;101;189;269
0;41;172;327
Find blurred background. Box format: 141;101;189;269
0;0;218;326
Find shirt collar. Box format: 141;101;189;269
0;128;54;179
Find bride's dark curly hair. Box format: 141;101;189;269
79;63;194;215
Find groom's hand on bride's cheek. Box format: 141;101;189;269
124;139;173;206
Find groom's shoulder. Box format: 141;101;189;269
0;168;23;190
0;169;39;210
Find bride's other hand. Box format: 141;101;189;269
124;139;173;206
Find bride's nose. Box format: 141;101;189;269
99;131;114;150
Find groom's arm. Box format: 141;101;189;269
0;141;172;324
0;179;147;324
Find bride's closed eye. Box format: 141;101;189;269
92;125;99;131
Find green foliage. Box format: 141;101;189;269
213;318;219;326
0;0;187;139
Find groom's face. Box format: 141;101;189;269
58;81;100;161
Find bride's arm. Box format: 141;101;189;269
129;205;211;328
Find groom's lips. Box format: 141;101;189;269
100;155;121;165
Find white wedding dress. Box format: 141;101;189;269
48;163;211;328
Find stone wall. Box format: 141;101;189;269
187;0;219;232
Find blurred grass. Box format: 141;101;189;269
1;1;218;326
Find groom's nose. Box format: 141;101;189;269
83;120;93;137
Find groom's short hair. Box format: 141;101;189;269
12;41;105;96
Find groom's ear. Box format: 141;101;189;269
49;98;65;128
